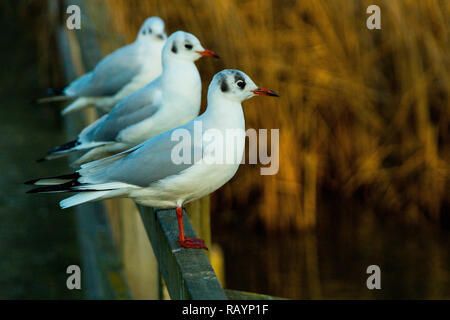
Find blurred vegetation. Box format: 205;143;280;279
104;0;449;232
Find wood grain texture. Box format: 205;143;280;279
138;206;226;300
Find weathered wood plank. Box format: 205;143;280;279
138;206;227;300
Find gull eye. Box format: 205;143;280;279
148;28;152;34
185;43;193;50
236;80;246;89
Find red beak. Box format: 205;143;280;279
252;87;279;97
196;49;220;59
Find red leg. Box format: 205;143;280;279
176;207;207;249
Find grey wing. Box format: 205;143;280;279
107;78;161;118
65;43;142;97
82;123;201;187
85;85;161;142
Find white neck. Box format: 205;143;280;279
160;59;201;97
203;92;245;131
136;37;164;53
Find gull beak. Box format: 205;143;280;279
196;49;220;59
252;87;279;97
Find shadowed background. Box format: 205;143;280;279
1;0;449;299
102;0;449;232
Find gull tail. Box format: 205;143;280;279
26;174;114;208
27;182;112;209
26;169;135;208
37;140;106;162
26;176;130;209
59;183;135;208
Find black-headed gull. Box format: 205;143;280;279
40;17;167;115
39;31;219;166
27;70;278;249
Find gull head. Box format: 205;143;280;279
137;16;167;42
163;31;219;63
209;69;279;103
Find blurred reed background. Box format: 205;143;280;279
103;0;449;231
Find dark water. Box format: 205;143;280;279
0;4;82;299
213;208;450;299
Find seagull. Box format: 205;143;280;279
26;70;278;249
39;30;219;166
39;17;167;115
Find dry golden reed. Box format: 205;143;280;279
103;0;449;232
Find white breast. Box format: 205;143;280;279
130;101;246;208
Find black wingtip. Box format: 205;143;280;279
25;180;79;194
48;139;80;154
32;88;67;104
25;178;40;185
36;157;46;163
44;88;64;96
25;172;81;186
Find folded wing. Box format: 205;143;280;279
65;43;142;97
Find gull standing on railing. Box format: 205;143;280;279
26;70;278;249
38;31;219;166
38;17;167;115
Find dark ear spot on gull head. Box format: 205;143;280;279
220;77;229;92
171;43;177;54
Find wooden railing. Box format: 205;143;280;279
138;206;226;299
52;0;281;300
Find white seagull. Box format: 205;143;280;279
39;17;167;115
39;30;219;166
26;70;278;249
